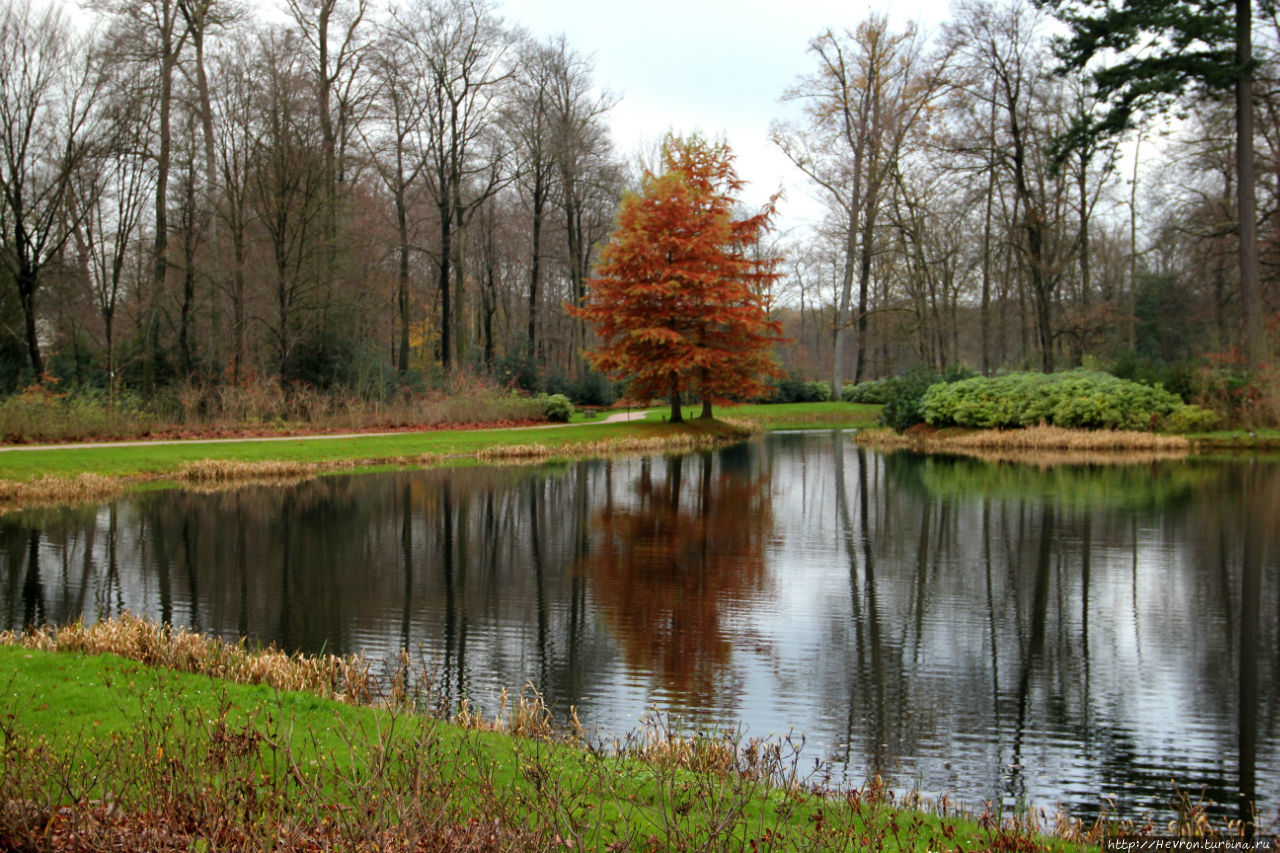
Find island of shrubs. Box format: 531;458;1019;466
841;368;1220;434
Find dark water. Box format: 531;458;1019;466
2;432;1277;827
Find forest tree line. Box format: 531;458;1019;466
1;0;1277;415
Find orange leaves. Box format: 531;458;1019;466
573;135;787;410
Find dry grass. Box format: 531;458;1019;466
946;448;1191;467
172;459;332;491
474;428;753;463
0;473;134;513
937;424;1190;451
2;613;376;704
857;425;1192;463
851;427;916;450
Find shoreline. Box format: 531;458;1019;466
0;403;878;513
0;405;1276;515
0;616;1149;851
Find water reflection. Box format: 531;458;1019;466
0;435;1276;828
583;448;773;707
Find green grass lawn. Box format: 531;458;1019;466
0;644;1086;852
0;402;880;483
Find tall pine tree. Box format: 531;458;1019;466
1039;0;1269;366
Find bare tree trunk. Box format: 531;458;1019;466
981;88;996;375
1237;0;1265;368
438;199;452;368
527;171;544;357
396;181;411;372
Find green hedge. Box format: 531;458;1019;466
919;370;1218;432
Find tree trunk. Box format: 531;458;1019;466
16;263;43;378
438;200;452;369
1237;0;1265;368
854;186;879;384
980;88;996;376
528;171;545;357
669;383;684;423
396;181;410;373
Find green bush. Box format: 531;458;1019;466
843;378;893;404
1161;403;1221;433
769;373;830;403
880;368;943;432
804;381;832;402
540;393;574;423
921;370;1197;432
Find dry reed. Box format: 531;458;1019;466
174;458;327;483
857;424;1192;462
945;448;1191;468
474;429;751;463
936;424;1190;451
0;473;133;513
2;612;375;704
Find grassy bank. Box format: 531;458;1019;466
0;622;1093;852
0;403;879;512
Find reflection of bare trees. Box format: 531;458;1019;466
817;447;1278;824
581;450;774;708
0;466;619;714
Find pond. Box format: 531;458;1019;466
2;431;1277;828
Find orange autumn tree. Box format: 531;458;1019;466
574;136;785;423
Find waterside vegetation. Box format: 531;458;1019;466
0;403;883;511
0;617;1138;852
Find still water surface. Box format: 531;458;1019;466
2;432;1277;826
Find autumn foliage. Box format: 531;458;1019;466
574;136;785;422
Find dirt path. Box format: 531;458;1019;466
0;409;656;453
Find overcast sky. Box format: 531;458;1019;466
498;0;957;234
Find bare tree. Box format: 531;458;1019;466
389;0;511;370
72;77;157;404
773;15;950;389
209;30;261;384
948;0;1072;372
92;0;192;384
547;40;617;376
366;23;432;373
0;0;107;378
249;29;328;377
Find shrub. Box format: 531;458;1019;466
567;370;616;407
1161;403;1221;434
540;393;574;423
843;378;893;404
1191;358;1280;428
803;381;832;402
921;370;1194;432
495;348;540;393
879;368;943;432
767;374;805;403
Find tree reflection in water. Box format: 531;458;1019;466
580;448;774;708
